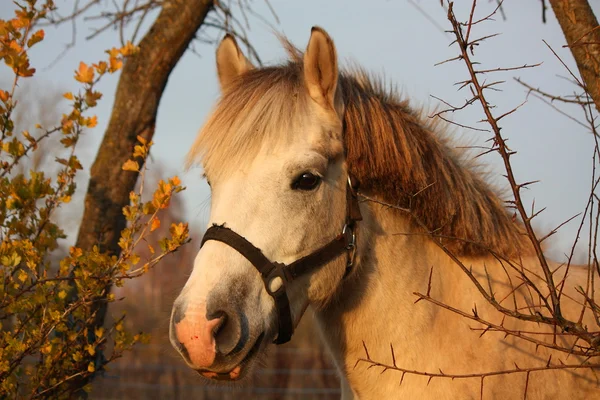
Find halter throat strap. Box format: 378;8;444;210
200;175;362;344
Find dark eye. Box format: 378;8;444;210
292;172;321;191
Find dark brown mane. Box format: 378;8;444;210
190;47;529;258
339;72;528;257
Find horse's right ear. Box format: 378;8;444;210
216;34;253;91
303;27;338;111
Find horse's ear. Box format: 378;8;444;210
216;34;253;91
303;27;338;110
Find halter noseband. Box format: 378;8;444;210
200;175;362;344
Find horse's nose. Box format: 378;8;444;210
171;303;225;369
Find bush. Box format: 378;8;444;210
0;1;189;397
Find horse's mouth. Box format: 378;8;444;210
196;332;264;381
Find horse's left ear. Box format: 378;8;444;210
216;34;254;91
303;27;338;111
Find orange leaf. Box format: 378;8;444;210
122;159;139;172
87;115;98;128
63;92;73;100
75;62;94;84
150;218;160;232
27;29;44;48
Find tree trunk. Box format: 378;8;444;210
76;0;213;253
549;0;600;114
72;0;214;394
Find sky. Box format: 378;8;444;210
3;0;600;262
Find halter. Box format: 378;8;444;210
200;175;362;344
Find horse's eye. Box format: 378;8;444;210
292;172;321;191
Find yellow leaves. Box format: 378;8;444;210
85;344;95;356
2;252;22;268
104;41;139;73
60;116;74;134
170;222;189;240
120;40;138;57
122;159;139;172
58;290;67;299
74;62;94;84
69;246;83;258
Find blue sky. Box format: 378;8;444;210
3;1;600;261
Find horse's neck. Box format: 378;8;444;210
314;203;448;381
313;203;596;398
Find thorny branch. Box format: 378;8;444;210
356;342;600;400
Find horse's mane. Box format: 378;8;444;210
188;42;529;258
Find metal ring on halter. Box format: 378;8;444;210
347;175;358;197
342;223;357;267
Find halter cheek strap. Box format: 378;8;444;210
200;175;362;345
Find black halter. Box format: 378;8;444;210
200;175;362;344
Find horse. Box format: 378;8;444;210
169;27;599;399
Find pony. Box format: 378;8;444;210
169;27;599;399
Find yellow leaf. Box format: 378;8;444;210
136;135;147;145
63;92;73;100
17;270;27;282
147;244;155;254
75;62;95;84
58;290;67;299
107;47;120;58
27;29;44;48
94;61;108;74
150;218;160;232
95;327;104;338
85;344;95;356
108;57;123;73
87;362;95;373
0;90;9;103
171;176;181;186
60;195;71;203
120;41;138;56
122;159;139;172
87;115;98;128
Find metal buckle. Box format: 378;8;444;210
342;223;357;268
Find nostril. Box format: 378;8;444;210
207;311;227;339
